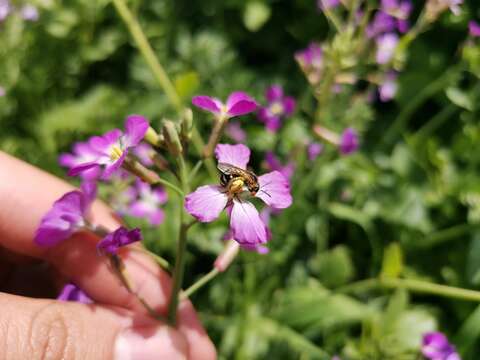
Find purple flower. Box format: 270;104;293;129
0;86;5;97
381;0;412;20
258;85;296;132
57;283;93;304
422;332;460;360
97;226;142;255
264;151;295;180
307;142;324;161
20;4;38;21
376;33;398;64
35;182;97;247
125;180;167;225
185;144;292;253
0;0;11;22
379;71;398;102
367;12;397;38
59;141;102;180
132;142;154;167
469;21;480;37
68;115;149;180
317;0;341;10
339;128;359;154
295;42;323;70
225;121;247;142
192;91;257;119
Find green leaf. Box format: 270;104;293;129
243;2;271;32
446;87;473;111
381;243;404;279
454;304;480;355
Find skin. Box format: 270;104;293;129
0;151;216;360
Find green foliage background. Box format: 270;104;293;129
2;0;480;359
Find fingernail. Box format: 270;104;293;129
115;325;187;360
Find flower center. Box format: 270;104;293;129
110;145;124;161
269;102;284;116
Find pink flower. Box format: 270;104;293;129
469;21;480;37
97;227;142;255
295;42;323;70
68;115;149;180
132;142;155;167
21;4;39;21
422;332;460;360
258;85;296;132
124;180;167;225
376;33;398;64
317;0;341;10
264;151;295;180
225;121;247;142
192;91;257;119
0;86;5;97
185;144;292;253
379;71;398;102
35;182;96;247
339;128;360;154
307;142;324;161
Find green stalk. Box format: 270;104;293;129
112;0;182;112
338;277;480;302
182;268;220;299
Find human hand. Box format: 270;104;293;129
0;151;216;360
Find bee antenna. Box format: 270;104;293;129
259;189;271;197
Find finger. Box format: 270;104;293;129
0;152;217;358
0;292;188;360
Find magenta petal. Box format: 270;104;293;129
192;95;222;114
265;85;283;102
256;171;292;209
214;143;251;169
265;116;282;132
101;151;127;180
283;96;296;115
57;283;93;304
68;162;99;177
227;100;258;117
89;130;121;154
185;185;228;222
97;227;142;255
230;200;268;245
124;115;149;147
226;91;253;108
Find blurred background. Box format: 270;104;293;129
2;0;480;359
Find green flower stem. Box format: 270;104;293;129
122;157;184;197
167;154;191;325
112;0;217;179
338;277;480;302
112;0;182;112
181;268;220;300
203;118;227;158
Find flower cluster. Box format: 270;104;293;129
185;144;292;253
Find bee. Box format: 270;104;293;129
218;163;260;197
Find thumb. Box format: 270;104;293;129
0;292;188;360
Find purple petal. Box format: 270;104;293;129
265;116;282;132
265;85;284;102
226;91;257;117
339;128;360;154
184;185;228;222
214;143;251;169
308;142;324;161
240;243;270;254
469;21;480;37
124;115;149;147
68;162;100;177
97;227;142;255
225;122;247;143
101;151;127;180
132;143;154;167
89;129;122;154
230;200;268;245
80;181;97;208
283;96;296;116
376;33;398;64
57;283;93;304
256;171;292;209
192;95;223;114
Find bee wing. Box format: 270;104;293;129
217;162;239;175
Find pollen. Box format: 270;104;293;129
269;102;284;116
110;145;124;161
227;178;245;195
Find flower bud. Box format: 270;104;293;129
181;108;193;142
214;240;240;272
144;126;163;147
162;119;183;156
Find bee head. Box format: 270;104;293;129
248;183;259;196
